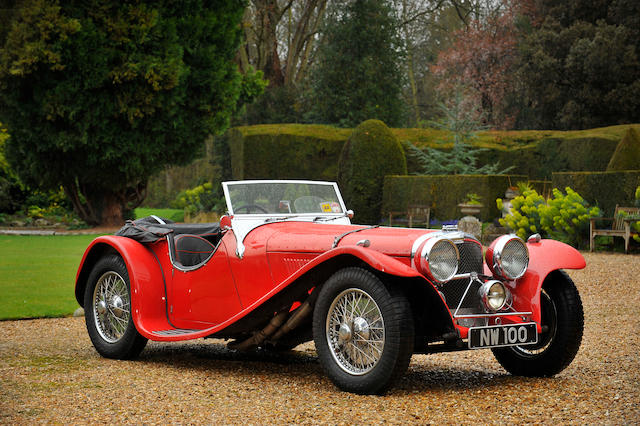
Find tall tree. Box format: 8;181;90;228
0;0;246;226
516;0;640;129
236;0;328;123
311;0;405;127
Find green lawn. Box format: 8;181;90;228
0;234;99;320
134;207;184;222
0;208;182;320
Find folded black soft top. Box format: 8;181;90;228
115;216;221;243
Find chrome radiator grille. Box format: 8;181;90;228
440;239;483;310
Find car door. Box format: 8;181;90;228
169;236;243;328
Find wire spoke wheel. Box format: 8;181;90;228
93;271;131;343
313;267;414;394
84;254;147;359
326;288;385;375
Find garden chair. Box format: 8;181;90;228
590;205;640;253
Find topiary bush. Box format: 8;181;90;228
338;120;407;224
498;186;600;248
607;128;640;171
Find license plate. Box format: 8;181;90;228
468;323;538;349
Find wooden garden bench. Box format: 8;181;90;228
590;205;640;253
388;205;430;228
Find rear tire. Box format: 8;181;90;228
84;254;147;359
492;270;583;376
313;267;414;394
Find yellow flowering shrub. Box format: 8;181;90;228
499;186;600;248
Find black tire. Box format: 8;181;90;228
492;270;583;377
84;254;147;359
313;267;414;394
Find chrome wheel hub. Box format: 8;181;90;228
92;271;130;343
326;288;385;375
111;295;125;318
338;322;352;343
96;300;107;315
353;317;370;340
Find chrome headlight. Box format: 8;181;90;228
487;234;529;280
420;237;459;283
479;280;509;311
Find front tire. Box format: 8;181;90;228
492;270;583;376
84;254;147;359
313;267;414;394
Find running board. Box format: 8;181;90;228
152;328;203;337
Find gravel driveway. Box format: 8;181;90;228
1;252;638;424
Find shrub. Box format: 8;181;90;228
338;120;407;224
171;183;224;215
633;187;640;243
607;128;640;171
499;186;600;248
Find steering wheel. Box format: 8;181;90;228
235;204;268;214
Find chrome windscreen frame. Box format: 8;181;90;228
221;180;352;258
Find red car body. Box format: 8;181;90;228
75;180;586;394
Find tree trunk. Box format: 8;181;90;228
98;192;125;227
64;182;137;227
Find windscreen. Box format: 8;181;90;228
225;181;345;215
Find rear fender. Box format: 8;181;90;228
75;235;168;339
508;239;585;327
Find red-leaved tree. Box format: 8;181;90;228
432;0;536;129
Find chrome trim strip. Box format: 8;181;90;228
332;225;379;249
454;311;532;319
451;272;473;280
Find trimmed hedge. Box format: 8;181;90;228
229;124;349;181
474;137;620;179
225;124;639;181
607;128;640;171
339;120;407;224
382;174;528;222
143;123;639;208
552;171;640;217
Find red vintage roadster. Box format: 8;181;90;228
75;180;585;394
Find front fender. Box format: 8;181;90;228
319;245;424;278
212;244;453;338
511;239;585;326
75;235;168;339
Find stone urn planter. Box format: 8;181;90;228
458;203;483;217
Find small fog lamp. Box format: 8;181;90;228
479;280;509;312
